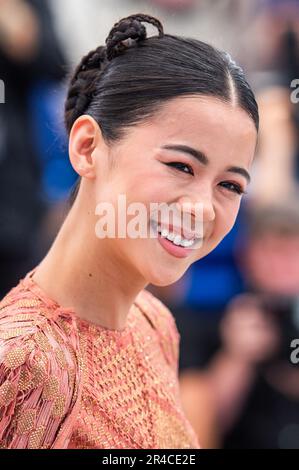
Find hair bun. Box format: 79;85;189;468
105;13;164;61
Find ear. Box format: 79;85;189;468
68;115;103;179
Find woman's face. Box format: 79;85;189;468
75;95;257;286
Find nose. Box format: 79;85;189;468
176;194;215;225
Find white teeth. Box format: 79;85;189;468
180;238;195;247
173;235;181;245
167;232;176;242
157;225;195;247
151;220;196;248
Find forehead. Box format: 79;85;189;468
152;95;256;140
139;95;257;166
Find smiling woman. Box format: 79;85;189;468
0;13;258;448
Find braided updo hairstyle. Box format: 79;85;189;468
65;13;258;200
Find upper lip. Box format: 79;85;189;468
152;221;201;241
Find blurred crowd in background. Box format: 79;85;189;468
1;0;299;449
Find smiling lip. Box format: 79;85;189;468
157;231;195;258
149;219;203;258
150;220;201;241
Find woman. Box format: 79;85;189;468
0;13;258;449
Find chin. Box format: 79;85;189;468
146;266;186;287
195;239;220;261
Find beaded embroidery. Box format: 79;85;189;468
0;270;200;449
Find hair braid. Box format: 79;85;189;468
106;13;164;60
64;46;106;133
64;13;164;134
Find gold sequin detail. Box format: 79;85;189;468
68;296;200;449
11;313;37;322
0;328;29;340
153;403;198;449
3;347;27;369
28;426;46;449
52;394;66;418
0;281;199;449
55;348;67;369
31;362;47;388
0;380;17;407
46;325;63;346
18;368;33;392
34;332;52;352
68;368;76;388
56;317;72;336
42;376;59;401
14;299;41;309
25;339;36;353
67;346;78;367
17;409;36;434
0;296;14;310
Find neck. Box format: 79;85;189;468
33;196;147;331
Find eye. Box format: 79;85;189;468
165;161;194;176
219;181;246;195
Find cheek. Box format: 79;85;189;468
214;199;241;237
126;176;171;212
124;166;161;198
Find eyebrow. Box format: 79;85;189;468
161;144;251;184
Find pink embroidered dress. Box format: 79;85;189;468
0;268;200;449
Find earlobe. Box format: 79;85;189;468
68;115;101;179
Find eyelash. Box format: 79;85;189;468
219;182;246;195
166;161;194;175
165;161;246;195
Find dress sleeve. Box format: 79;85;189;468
0;323;78;448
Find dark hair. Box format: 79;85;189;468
65;13;259;202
